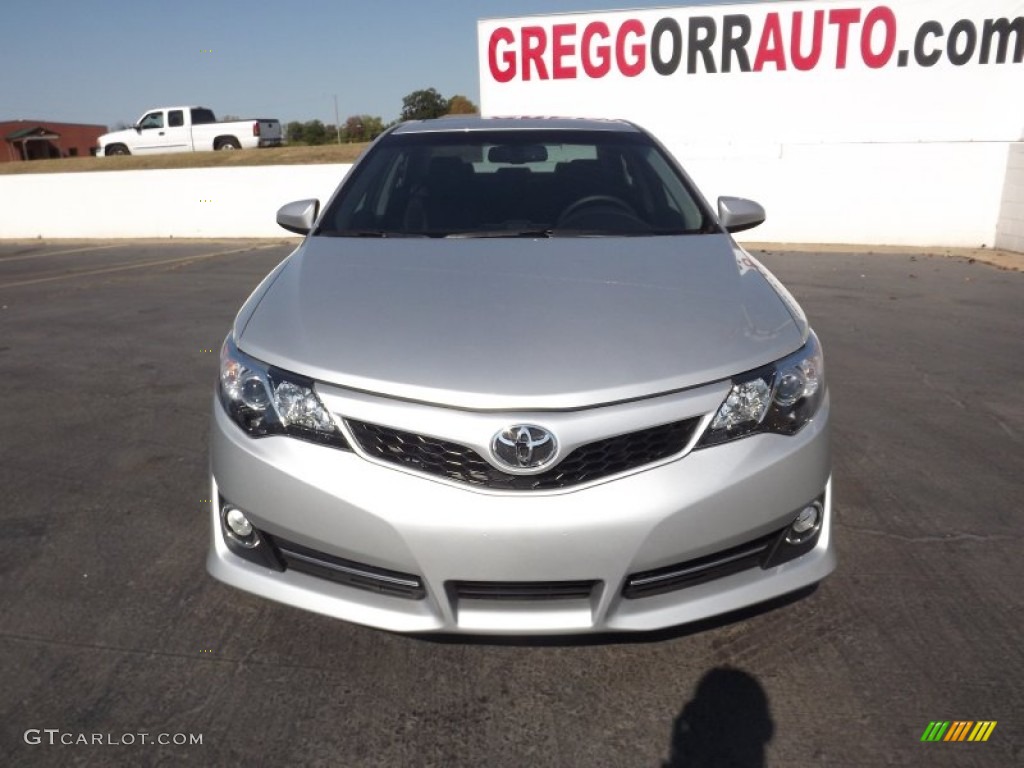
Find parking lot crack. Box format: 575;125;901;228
836;521;1018;544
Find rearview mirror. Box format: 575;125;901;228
718;197;766;233
277;199;320;235
488;144;548;164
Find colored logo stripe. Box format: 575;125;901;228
921;721;996;742
944;721;973;741
968;722;997;742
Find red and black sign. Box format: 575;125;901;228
487;7;1024;82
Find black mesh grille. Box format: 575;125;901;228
346;418;701;491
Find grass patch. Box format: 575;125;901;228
0;143;370;175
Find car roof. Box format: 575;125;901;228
390;116;642;135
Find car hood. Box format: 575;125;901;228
237;234;805;409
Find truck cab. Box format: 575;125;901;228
130;108;191;154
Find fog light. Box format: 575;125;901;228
222;504;259;548
787;502;822;544
216;496;284;571
225;507;253;537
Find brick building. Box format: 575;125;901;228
1;120;107;162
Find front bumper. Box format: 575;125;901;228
208;392;833;635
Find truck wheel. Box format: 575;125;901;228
106;144;130;156
216;138;241;150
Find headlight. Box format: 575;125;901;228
697;331;825;448
218;335;351;450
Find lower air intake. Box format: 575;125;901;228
623;529;783;599
450;580;598;601
266;534;426;600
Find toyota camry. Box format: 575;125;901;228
207;117;833;634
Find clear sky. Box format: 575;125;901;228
0;0;755;129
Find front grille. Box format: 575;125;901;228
622;529;784;599
266;534;426;600
346;418;701;491
450;580;598;601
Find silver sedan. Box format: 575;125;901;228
207;117;833;634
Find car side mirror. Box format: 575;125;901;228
718;197;766;233
277;199;320;235
134;125;142;132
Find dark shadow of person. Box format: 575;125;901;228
663;667;773;768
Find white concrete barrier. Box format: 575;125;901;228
996;143;1024;253
675;139;1011;248
0;149;1021;250
0;164;352;239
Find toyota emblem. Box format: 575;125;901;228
492;425;558;471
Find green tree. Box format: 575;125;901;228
341;115;386;143
401;88;449;121
365;116;385;140
286;121;305;143
303;119;327;145
343;115;366;142
446;95;478;115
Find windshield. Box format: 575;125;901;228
316;130;714;238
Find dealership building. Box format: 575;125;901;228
478;0;1024;252
0;120;106;162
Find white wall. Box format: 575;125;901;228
678;140;1009;247
996;143;1024;253
0;149;1014;247
0;164;352;239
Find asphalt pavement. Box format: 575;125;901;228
0;239;1021;767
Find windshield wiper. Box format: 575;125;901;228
322;230;430;238
444;230;554;239
550;227;706;237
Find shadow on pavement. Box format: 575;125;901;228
663;667;773;768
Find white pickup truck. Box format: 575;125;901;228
98;106;282;156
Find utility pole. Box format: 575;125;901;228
333;95;341;144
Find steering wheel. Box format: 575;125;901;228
557;195;638;226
